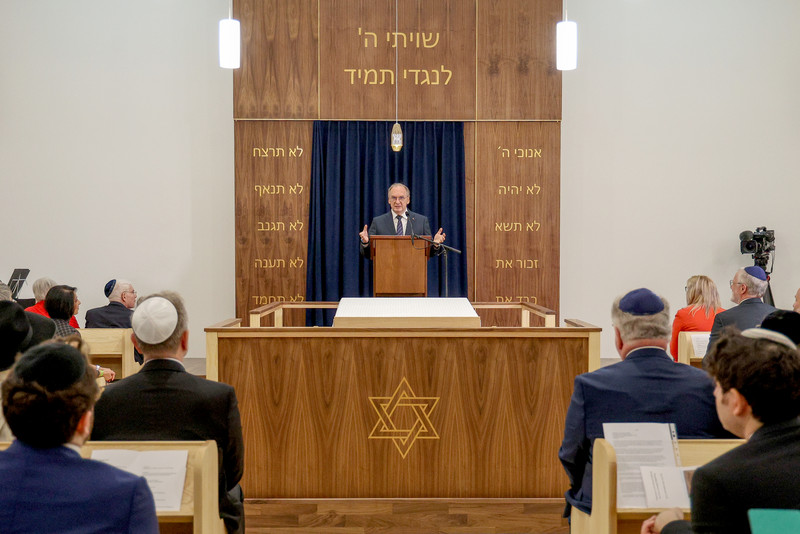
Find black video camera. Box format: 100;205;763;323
739;227;775;272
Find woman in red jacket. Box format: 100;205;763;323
670;275;724;360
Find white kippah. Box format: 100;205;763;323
741;328;797;350
132;297;178;344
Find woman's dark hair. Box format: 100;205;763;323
44;285;76;320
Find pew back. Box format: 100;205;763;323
80;328;140;378
571;437;744;534
677;331;709;369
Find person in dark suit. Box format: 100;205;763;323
358;182;446;258
91;291;245;534
0;342;158;533
706;266;775;351
85;278;137;328
643;324;800;534
558;288;728;518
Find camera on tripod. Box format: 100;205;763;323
739;226;775;274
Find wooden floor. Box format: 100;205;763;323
243;499;569;534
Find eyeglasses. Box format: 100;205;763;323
123;290;138;296
389;196;407;201
729;280;744;288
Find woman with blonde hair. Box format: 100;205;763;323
670;275;724;360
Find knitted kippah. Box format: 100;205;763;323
743;266;767;281
104;279;117;297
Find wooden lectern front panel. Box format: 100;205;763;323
373;237;428;296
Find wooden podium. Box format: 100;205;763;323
369;235;431;297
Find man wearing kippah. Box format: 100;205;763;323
706;266;775;352
85;278;137;328
559;288;729;519
643;325;800;534
0;342;158;532
91;291;245;534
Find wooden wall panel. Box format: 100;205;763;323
319;0;476;120
464;121;476;301
234;0;318;119
474;122;560;325
477;0;562;120
234;121;313;321
219;333;583;498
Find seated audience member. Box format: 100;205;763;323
0;301;55;440
0;282;12;301
642;325;800;534
85;278;136;328
707;266;775;352
0;342;158;533
670;275;724;360
760;309;800;345
44;285;82;337
793;288;800;313
92;291;245;534
25;277;80;329
559;288;728;518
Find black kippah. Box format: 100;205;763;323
104;279;117;298
15;343;87;391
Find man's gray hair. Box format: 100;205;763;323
737;268;769;298
611;293;671;342
32;277;57;302
387;182;410;200
0;282;12;301
108;279;133;302
133;290;188;355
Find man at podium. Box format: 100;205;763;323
359;183;446;258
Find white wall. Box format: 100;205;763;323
561;0;800;358
2;1;798;360
0;0;234;356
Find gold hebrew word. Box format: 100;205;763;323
495;296;539;304
497;146;543;158
357;27;440;48
344;66;452;85
493;221;541;232
254;184;304;196
256;220;304;231
251;295;305;305
494;259;539;269
369;377;439;459
253;259;285;269
252;146;304;157
497;185;541;195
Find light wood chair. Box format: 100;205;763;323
80;328;140;379
677;331;710;369
570;438;743;534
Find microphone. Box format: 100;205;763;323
408;217;418;238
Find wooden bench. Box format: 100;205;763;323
570;438;744;534
0;440;223;534
677;331;709;369
80;328;140;379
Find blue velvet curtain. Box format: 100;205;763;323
306;121;467;325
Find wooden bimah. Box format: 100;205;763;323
369;235;431;297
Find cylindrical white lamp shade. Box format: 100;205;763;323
219;18;241;69
556;20;578;71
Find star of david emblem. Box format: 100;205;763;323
368;377;440;458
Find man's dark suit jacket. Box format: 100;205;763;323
360;210;443;258
85;301;133;328
92;358;245;533
663;418;800;534
707;298;776;351
558;347;728;516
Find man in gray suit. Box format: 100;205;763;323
358;182;445;258
706;266;775;351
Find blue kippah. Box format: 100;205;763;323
104;279;116;297
619;288;664;315
744;266;767;281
